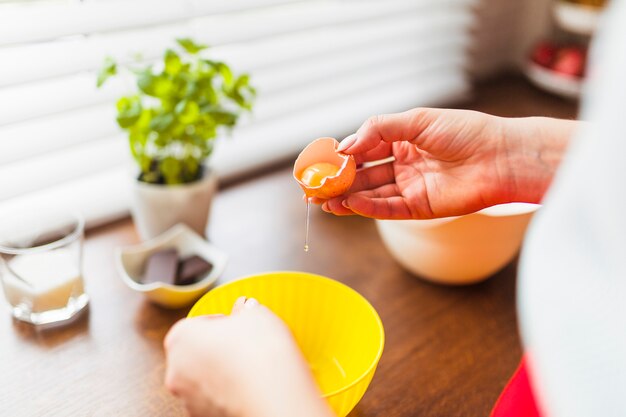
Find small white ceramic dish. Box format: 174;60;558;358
376;203;540;285
115;224;227;308
526;62;583;100
554;1;603;36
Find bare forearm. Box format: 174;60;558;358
498;116;578;204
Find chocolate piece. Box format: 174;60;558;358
176;255;212;285
143;248;179;284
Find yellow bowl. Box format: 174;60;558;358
188;271;385;417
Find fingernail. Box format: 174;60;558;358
341;200;350;209
244;298;259;309
322;202;330;212
233;296;246;311
337;134;357;152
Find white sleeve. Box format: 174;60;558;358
518;0;626;416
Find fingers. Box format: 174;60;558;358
166;297;261;349
232;296;246;313
164;319;186;350
342;184;415;219
323;183;402;217
321;163;395;216
347;196;414;220
322;199;354;216
164;315;225;350
352;141;393;165
355;183;401;198
352;163;395;193
231;296;260;314
338;108;435;155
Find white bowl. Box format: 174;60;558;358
375;203;540;285
554;1;603;36
526;62;583;100
115;224;228;308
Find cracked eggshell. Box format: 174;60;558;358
293;137;357;199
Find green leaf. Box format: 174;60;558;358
194;118;217;140
115;96;142;128
153;131;172;147
217;63;233;88
154;77;174;97
137;71;157;95
128;129;147;161
200;82;218;104
182;156;201;182
235;74;256;101
171;122;186;138
175;99;200;124
138;71;175;98
141;164;161;184
184;80;199;98
176;38;208;54
220;74;255;111
97;57;117;88
234;74;250;89
138;156;153;179
134;109;152;130
164;49;182;75
160;157;183;184
209;110;238;126
227;89;248;109
203;60;234;88
149;113;175;132
200;138;215;159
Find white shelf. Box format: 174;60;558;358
554;1;603;36
526;62;583;99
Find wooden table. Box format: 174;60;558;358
0;75;577;417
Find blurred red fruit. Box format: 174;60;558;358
532;42;557;67
552;47;586;78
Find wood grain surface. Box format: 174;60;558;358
0;75;577;417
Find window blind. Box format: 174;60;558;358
0;0;475;227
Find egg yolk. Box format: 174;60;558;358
300;162;341;187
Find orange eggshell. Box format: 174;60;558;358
293;137;357;199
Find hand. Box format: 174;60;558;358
164;297;333;417
321;108;575;219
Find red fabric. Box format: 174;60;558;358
490;356;542;417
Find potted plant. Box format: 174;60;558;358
98;38;255;240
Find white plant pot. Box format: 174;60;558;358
130;169;218;241
375;203;540;285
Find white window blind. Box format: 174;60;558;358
0;0;475;227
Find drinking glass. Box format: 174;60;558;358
0;209;89;325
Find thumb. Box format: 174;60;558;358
337;108;437;155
